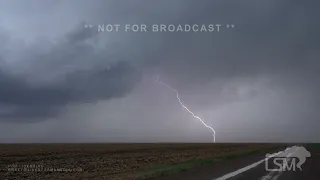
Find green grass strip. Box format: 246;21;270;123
308;143;320;149
138;147;279;180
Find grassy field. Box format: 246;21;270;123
0;143;285;180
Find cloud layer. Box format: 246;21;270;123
0;0;319;142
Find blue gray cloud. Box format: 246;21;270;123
0;0;319;142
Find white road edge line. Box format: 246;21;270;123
270;147;300;180
260;147;300;180
213;146;294;180
260;153;292;180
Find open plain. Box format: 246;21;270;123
0;143;285;180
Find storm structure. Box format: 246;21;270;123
0;0;319;143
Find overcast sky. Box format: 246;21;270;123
0;0;319;143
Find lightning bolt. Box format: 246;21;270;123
156;76;216;143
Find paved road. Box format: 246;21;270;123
272;149;320;180
154;145;319;180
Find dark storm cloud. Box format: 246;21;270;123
0;62;140;121
148;0;320;85
0;25;141;122
0;0;319;129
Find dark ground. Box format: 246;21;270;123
0;143;280;180
153;144;320;180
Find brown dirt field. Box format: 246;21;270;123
0;143;284;180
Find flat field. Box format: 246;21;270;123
0;143;284;180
